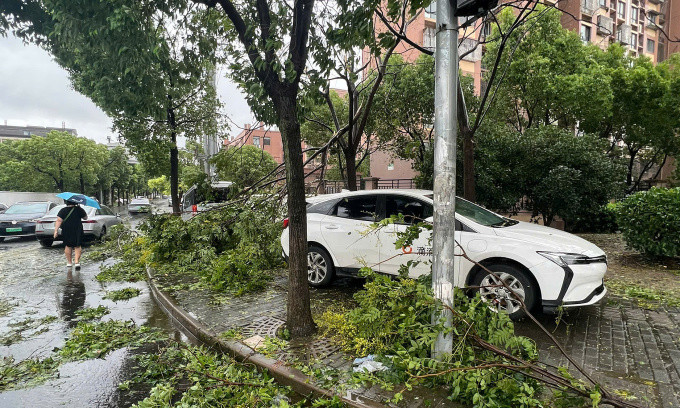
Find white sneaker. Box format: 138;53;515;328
67;263;72;267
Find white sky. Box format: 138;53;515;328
0;35;255;146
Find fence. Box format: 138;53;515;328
306;178;415;195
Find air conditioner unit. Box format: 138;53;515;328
581;0;598;14
597;15;614;35
617;24;632;44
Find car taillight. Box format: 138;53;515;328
83;220;97;224
283;218;289;229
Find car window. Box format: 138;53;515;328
307;198;339;215
5;203;49;214
334;196;377;221
424;194;506;227
102;206;113;215
385;195;433;224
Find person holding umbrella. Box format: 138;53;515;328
54;193;99;269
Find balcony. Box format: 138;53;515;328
647;0;664;4
597;15;614;35
581;0;598;15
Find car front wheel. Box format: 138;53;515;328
307;246;334;287
471;264;536;320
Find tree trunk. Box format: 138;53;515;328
168;104;180;215
345;145;358;191
626;148;637;191
278;94;315;338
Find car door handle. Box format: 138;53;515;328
324;225;339;230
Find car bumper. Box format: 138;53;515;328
0;222;37;237
36;229;98;241
540;261;608;312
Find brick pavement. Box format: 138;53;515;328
158;271;680;407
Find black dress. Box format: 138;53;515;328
57;205;87;247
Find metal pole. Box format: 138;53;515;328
432;0;458;359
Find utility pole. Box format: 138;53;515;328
202;68;219;179
432;0;459;359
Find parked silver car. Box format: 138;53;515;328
0;201;57;242
35;204;122;247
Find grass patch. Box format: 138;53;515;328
75;305;110;321
104;288;141;302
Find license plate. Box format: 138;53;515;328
6;227;22;232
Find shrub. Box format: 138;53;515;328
616;187;680;257
566;202;619;233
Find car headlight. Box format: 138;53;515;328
537;251;592;267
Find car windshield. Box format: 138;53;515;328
47;205;95;216
424;195;513;227
5;203;48;214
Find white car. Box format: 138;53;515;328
35;204;123;247
280;189;607;318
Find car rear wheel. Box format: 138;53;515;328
0;237;4;242
39;239;53;247
471;264;536;320
307;246;334;287
99;226;107;242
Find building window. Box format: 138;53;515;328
482;22;492;38
387;162;395;171
647;39;655;53
263;137;271;146
630;33;637;48
599;0;607;8
253;136;260;147
424;2;436;19
423;27;436;51
647;14;656;26
580;24;592;43
630;7;638;22
617;1;625;19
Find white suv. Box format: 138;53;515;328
280;189;608;318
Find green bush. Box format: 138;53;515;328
319;273;543;407
616;187;680;257
566;202;619;233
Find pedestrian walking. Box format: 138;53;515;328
54;200;88;269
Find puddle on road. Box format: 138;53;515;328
0;237;189;408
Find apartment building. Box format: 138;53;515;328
559;0;677;62
369;0;679;183
225;123;321;180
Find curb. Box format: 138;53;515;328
146;266;386;408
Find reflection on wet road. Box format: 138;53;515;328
0;202;184;408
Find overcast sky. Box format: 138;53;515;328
0;35;256;146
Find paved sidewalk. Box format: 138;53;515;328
516;300;680;408
150;269;680;408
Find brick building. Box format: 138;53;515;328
225;123;321;180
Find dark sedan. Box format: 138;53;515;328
0;201;58;242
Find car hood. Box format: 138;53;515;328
492;221;604;257
0;212;44;222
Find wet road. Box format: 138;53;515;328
0;203;184;408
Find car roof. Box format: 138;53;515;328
306;189;433;204
11;201;53;205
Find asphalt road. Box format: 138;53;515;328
0;200;184;408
